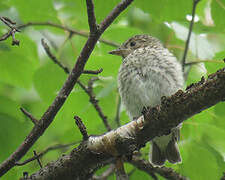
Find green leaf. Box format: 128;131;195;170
179;140;221;180
96;78;117;99
0;96;24;122
33;62;67;103
202;124;225;161
214;102;225;127
186;64;206;85
204;61;225;75
10;0;60;23
134;0;192;23
196;0;209;22
0;35;38;89
0;1;10;11
0;52;34;88
171;22;217;60
103;25;144;44
94;0;121;23
55;0;88;29
211;0;225;31
0;113;31;161
213;50;225;60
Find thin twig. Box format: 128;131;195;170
82;68;103;74
0;17;19;31
88;77;99;92
11;29;20;45
181;0;201;70
86;0;98;33
41;31;59;51
33;151;42;168
0;31;11;41
20;107;38;125
99;0;134;33
115;158;128;180
0;16;20;45
15;142;77;166
74;116;89;140
130;156;187;180
17;22;119;47
87;77;112;131
1;16;16;25
41;38;70;74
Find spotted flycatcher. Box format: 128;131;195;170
109;35;184;166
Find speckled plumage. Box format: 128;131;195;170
109;35;184;166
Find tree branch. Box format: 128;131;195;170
99;0;134;33
92;164;115;180
181;0;201;70
33;151;43;168
87;77;112;131
130;156;187;180
20;107;38;125
74;116;89;140
0;0;133;176
15;142;76;166
82;68;103;75
0;16;20;45
17;22;119;47
41;39;70;74
86;0;98;33
115;158;128;180
19;67;225;179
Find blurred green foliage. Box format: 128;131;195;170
0;0;225;179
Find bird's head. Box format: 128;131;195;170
109;34;162;58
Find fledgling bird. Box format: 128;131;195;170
109;35;184;166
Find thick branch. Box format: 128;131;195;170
0;0;133;177
20;67;225;179
86;0;98;33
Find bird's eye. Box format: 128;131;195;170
130;41;136;47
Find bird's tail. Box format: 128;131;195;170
149;129;181;166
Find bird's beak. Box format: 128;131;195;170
108;48;127;56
